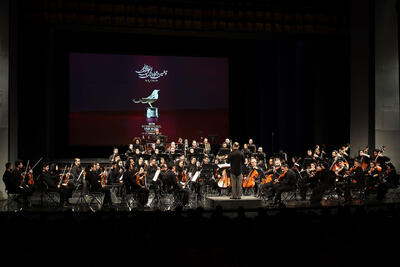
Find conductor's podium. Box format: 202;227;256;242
205;196;263;210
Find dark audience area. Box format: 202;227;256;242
2;205;399;266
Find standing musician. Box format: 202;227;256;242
228;142;245;199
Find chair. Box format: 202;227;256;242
86;182;104;211
6;192;22;212
40;178;61;208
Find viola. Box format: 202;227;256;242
242;169;257;188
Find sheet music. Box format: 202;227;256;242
217;163;231;168
153;169;161;181
191;171;200;182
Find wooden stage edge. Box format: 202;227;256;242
205;196;264;210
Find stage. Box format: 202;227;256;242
205;196;264;210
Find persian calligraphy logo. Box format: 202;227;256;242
135;64;168;83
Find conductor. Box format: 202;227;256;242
228;142;245;199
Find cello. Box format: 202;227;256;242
218;169;231;188
242;169;257;188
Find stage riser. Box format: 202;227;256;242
205;196;263;210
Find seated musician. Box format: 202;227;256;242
241;144;251;158
298;162;318;200
261;158;283;198
255;147;266;162
365;161;382;194
203;138;211;154
3;162;30;207
217;143;229;163
108;161;121;184
243;158;264;195
146;157;159;188
302;149;316;170
2;162;14;193
271;163;297;204
11;160;34;207
164;164;189;206
342;159;364;202
70;158;82;181
166;142;176;153
41;162;73;207
248;139;256;153
125;144;135;158
124;164;149;208
109;148;120;163
382;163;399;188
85;163;112;207
133;138;143;152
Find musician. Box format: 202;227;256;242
153;128;161;142
71;158;83;181
342;160;364;202
271;163;297;205
203;138;211;154
2;162;14;193
255;147;266;163
241;144;251;158
146;158;158;186
85;163;113;207
166;165;189;206
303;149;316;169
372;148;390;167
125;164;149;208
125;144;135;158
217;142;229;163
228;142;245;199
365;161;381;194
133;138;143;151
109;148;120;163
41;162;72;207
108;161;121;184
133;148;142;163
355;150;370;171
382;163;398;188
248;139;256;153
2;162;31;207
243;158;263;195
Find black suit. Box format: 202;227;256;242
41;171;73;206
165;170;189;205
228;149;245;198
85;171;112;205
124;170;149;206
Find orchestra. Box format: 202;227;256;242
2;135;399;211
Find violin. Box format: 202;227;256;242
261;174;273;184
242;168;257;188
100;169;107;186
135;167;146;188
273;169;287;184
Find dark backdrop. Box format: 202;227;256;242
16;26;349;160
